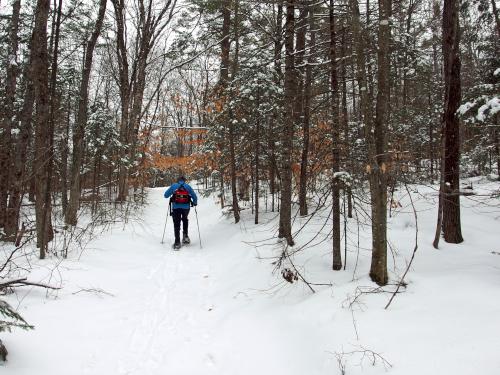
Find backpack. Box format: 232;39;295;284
172;184;191;204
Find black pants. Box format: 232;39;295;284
172;208;190;242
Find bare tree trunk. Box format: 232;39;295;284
269;119;276;213
433;125;446;248
113;0;131;202
7;52;35;239
228;120;240;223
219;0;240;223
341;24;353;218
255;87;261;224
299;1;312;217
490;0;500;37
269;1;283;213
278;0;296;246
368;0;391;285
429;94;435;181
60;89;71;214
219;166;225;209
495;123;500;179
230;0;241;223
430;1;441;184
66;0;107;226
440;0;463;244
1;0;21;238
402;0;417;107
330;0;342;270
350;0;374;247
42;0;64;250
32;0;52;258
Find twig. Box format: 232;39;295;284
72;287;115;297
385;179;418;309
332;344;392;373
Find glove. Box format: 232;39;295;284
192;202;197;207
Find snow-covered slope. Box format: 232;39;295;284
3;181;500;374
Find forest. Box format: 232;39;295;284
0;0;499;373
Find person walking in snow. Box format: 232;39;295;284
164;176;198;249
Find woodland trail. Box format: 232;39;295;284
7;184;500;375
8;187;284;375
105;188;309;375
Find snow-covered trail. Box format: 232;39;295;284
6;187;323;375
5;183;500;375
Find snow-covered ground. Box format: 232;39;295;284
2;178;500;374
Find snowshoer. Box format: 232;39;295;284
164;176;198;249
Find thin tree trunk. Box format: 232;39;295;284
494;123;500;178
330;0;342;270
368;0;391;285
255;87;260;224
230;0;240;222
341;24;353;218
32;0;52;258
7;52;35;239
66;0;107;225
278;0;295;246
113;0;131;202
42;0;63;249
60;89;71;214
270;1;283;213
1;0;21;238
433;126;446;248
299;1;312;217
219;0;240;223
490;0;500;37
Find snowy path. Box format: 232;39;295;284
6;188;320;375
4;184;500;375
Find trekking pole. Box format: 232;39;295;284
194;206;202;249
161;211;168;244
161;201;170;244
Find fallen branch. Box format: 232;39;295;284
0;278;61;291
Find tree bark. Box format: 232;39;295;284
340;23;353;218
494;123;500;178
60;88;71;214
278;0;296;246
330;0;342;270
368;0;391;285
441;0;463;243
229;0;240;223
112;0;131;202
298;1;312;217
66;0;107;226
7;50;35;240
32;0;52;258
43;0;63;248
219;0;240;223
254;91;260;224
0;0;21;238
269;1;283;213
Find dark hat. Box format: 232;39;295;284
177;176;186;182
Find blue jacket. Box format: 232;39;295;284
164;181;198;210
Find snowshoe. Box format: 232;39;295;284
182;234;190;245
173;241;181;250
